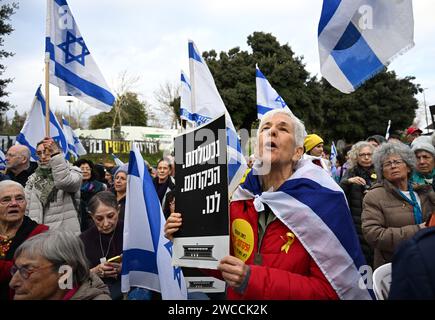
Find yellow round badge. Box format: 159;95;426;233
231;219;254;262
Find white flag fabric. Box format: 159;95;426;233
111;153;124;166
16;86;68;162
179;70;194;123
318;0;414;93
62;116;87;159
188;40;247;194
121;145;187;300
45;0;115;111
256;65;291;119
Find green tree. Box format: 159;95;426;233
89;92;148;130
0;2;18;112
198;31;420;143
6;110;26;135
202;32;324;130
319;71;420;143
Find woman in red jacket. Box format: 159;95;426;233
165;109;371;300
0;180;48;300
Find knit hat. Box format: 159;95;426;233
411;136;435;156
304;134;324;153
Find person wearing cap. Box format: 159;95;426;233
410;137;435;191
405;126;422;145
303;134;331;173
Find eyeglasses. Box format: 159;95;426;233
382;159;405;169
358;153;373;158
0;195;26;206
10;264;53;280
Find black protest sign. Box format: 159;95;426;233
173;114;229;269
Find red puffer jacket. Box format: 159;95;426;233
227;199;338;300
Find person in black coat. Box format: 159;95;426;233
340;141;376;267
389;226;435;299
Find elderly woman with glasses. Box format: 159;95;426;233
9;230;111;300
0;180;48;300
339;141;376;266
362;142;435;268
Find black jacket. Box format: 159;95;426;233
340;165;376;267
389;227;435;299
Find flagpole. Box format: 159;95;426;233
45;0;51;137
188;41;196;128
44;59;50;137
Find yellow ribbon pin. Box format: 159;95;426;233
280;232;295;253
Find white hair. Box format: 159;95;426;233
257;108;307;147
0;180;25;193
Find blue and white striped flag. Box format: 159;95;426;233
62;116;87;160
16;86;68;162
179;70;194;124
232;159;372;300
188;40;247;194
318;0;414;93
0;149;6;171
121;145;187;300
256;65;291;119
330;141;337;167
45;0;115;111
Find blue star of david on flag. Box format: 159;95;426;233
57;31;90;66
164;241;183;289
275;95;287;108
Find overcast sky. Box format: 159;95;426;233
3;0;435;129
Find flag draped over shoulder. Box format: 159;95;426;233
232;159;372;300
256;65;291;119
179;70;194;124
45;0;115;111
16;86;68;162
62;116;86;160
121;145;187;300
318;0;414;93
188;40;247;194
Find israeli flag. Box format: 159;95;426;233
179;70;194;124
0;149;6;171
16;86;68;162
46;0;115;111
111;153;124;166
256;65;291;119
318;0;414;93
62;116;87;160
330;141;337;167
189;40;247;194
121;145;187;300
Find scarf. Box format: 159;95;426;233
397;182;423;224
232;159;372;300
33;163;58;208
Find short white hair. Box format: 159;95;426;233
0;180;24;194
257;109;307;147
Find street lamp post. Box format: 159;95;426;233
66;99;73;125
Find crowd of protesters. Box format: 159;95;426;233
0;119;435;300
